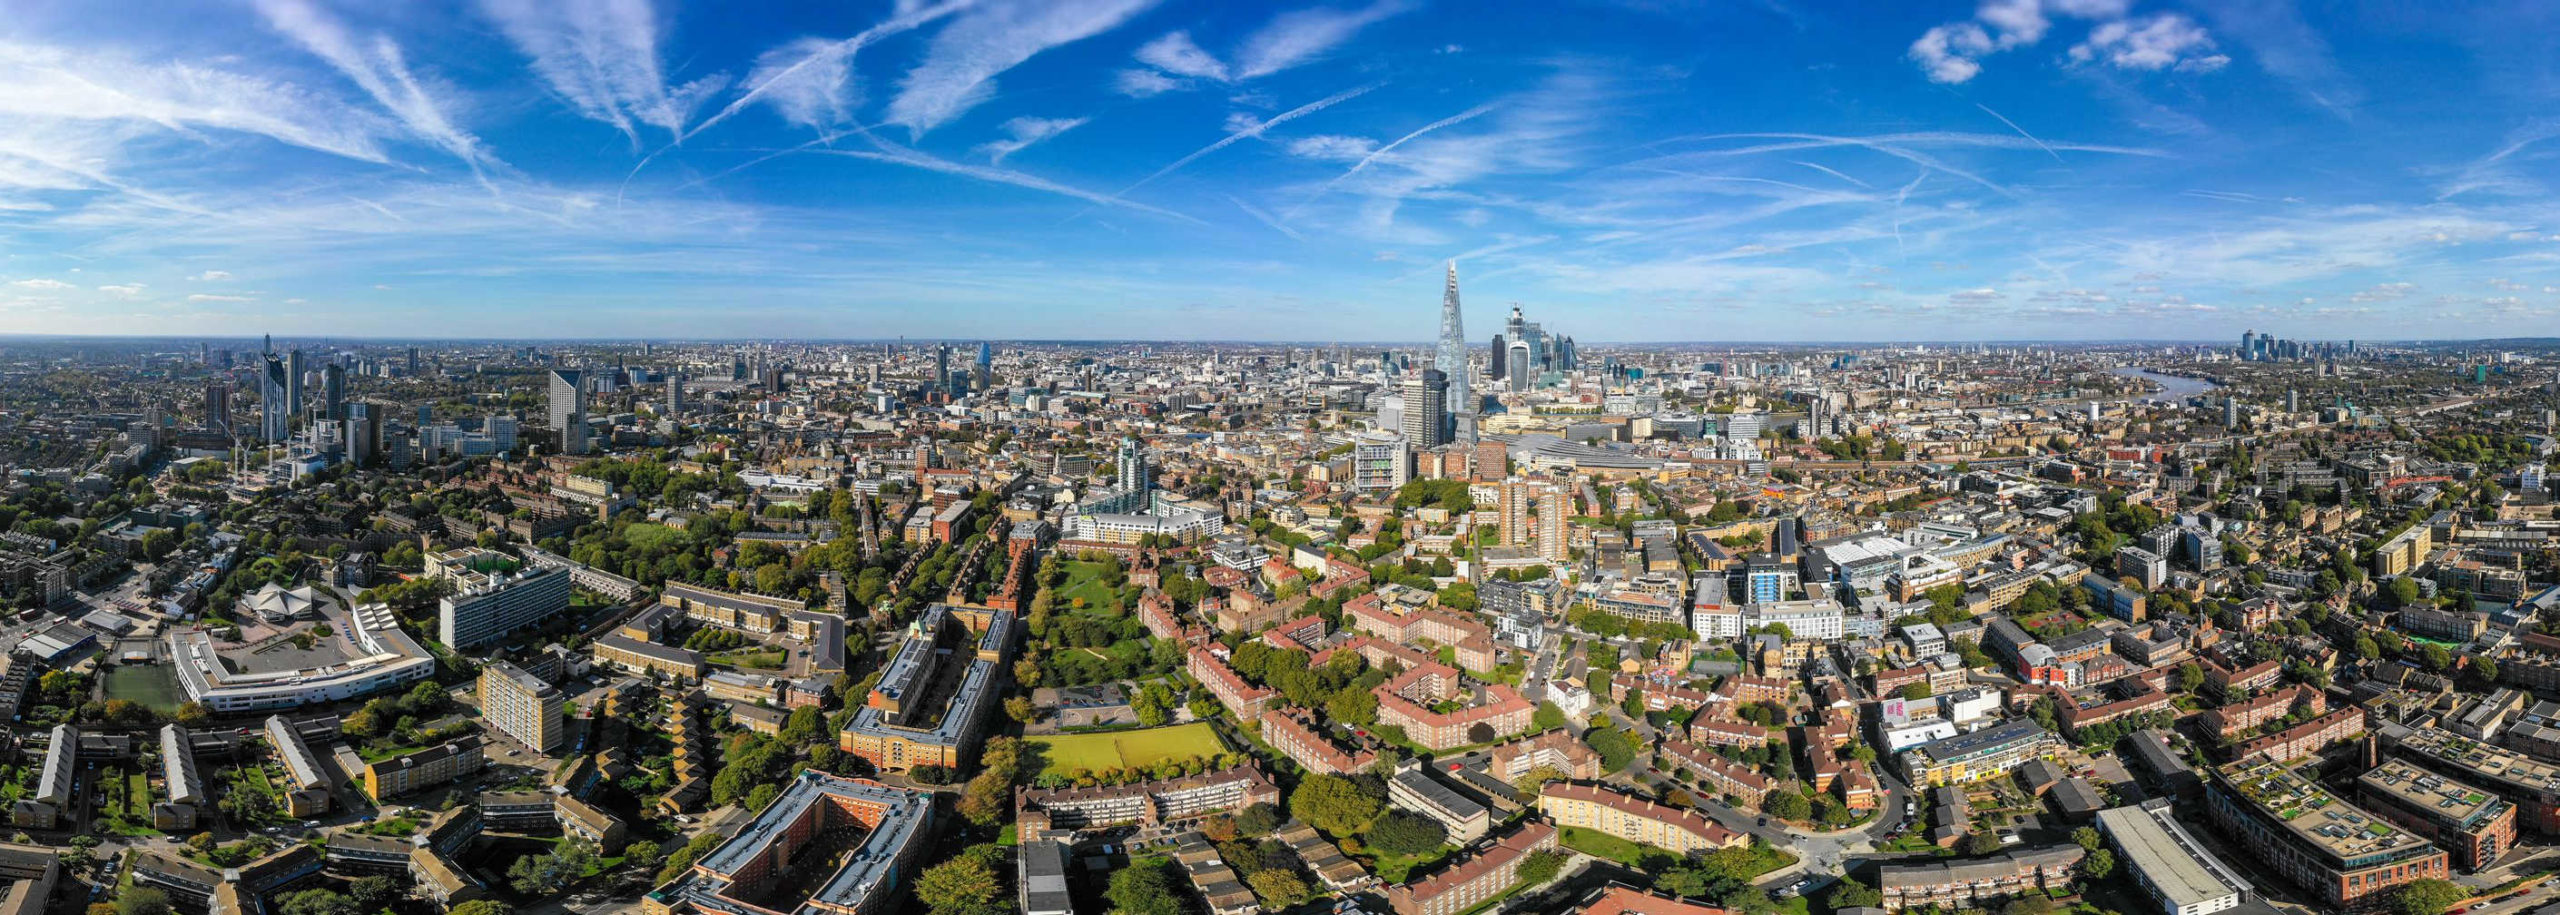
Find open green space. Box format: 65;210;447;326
102;664;188;715
1055;560;1128;614
1559;826;1658;867
94;766;160;837
1027;722;1224;775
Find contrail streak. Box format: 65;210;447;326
1116;82;1382;197
1285;101;1497;219
1976;103;2061;162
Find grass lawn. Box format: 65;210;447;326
1028;722;1225;775
1559;826;1659;867
1054;560;1127;615
708;648;788;670
102;664;189;715
1370;846;1455;883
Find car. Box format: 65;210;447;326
303;821;319;828
1449;762;1463;772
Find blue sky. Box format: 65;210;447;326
0;0;2555;341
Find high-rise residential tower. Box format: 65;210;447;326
549;369;587;455
1499;479;1532;547
260;353;291;443
1538;485;1569;563
285;349;306;418
1401;369;1449;449
1436;263;1475;443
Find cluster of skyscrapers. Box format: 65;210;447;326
2239;330;2355;363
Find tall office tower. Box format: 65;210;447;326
1116;436;1151;496
1499;479;1532;547
1400;368;1450;449
204;381;230;433
260;354;291;442
2223;397;2241;429
1488;333;1507;382
1435;263;1476;442
344;402;380;467
320;363;345;421
2286;388;2300;413
199;342;208;364
2240;330;2255;361
975;341;994;390
285;349;306;418
665;374;685;416
935;344;952;394
1538;485;1569;563
548;369;588;455
405;347;419;374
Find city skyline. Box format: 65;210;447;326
1;1;2556;341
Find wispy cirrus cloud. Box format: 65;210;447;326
1117;1;1413;96
885;0;1157;137
476;0;727;145
688;1;971;139
976;117;1090;164
0;38;395;164
256;0;499;174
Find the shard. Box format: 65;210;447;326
1437;262;1477;443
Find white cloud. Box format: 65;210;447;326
476;0;728;144
1286;135;1379;162
690;1;965;140
1114;68;1184;98
1974;0;2050;48
885;0;1157;137
1120;2;1412;95
187;293;255;303
741;37;859;130
1909;24;1993;84
192;270;233;281
0;39;395;164
9;278;71;290
976;116;1089;164
97;283;144;295
256;0;498;171
1906;0;2215;84
2070;15;2226;73
1233;1;1413;79
1135;32;1227;80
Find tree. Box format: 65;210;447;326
2393;879;2468;915
449;903;513;915
916;845;1006;915
1761;791;1812;822
2071;826;2103;852
1825;878;1883;910
1898;682;1932;701
1962;831;2005;856
2174;662;2205;694
1290;774;1383;837
1248;870;1310;906
2082;847;2117;880
1235;803;1282;837
1367;811;1448;856
348;876;400;911
2004;898;2059;915
116;889;171;915
277;889;356;915
1005;696;1037;723
1517;850;1567;887
1106;859;1183;915
172;702;212;728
